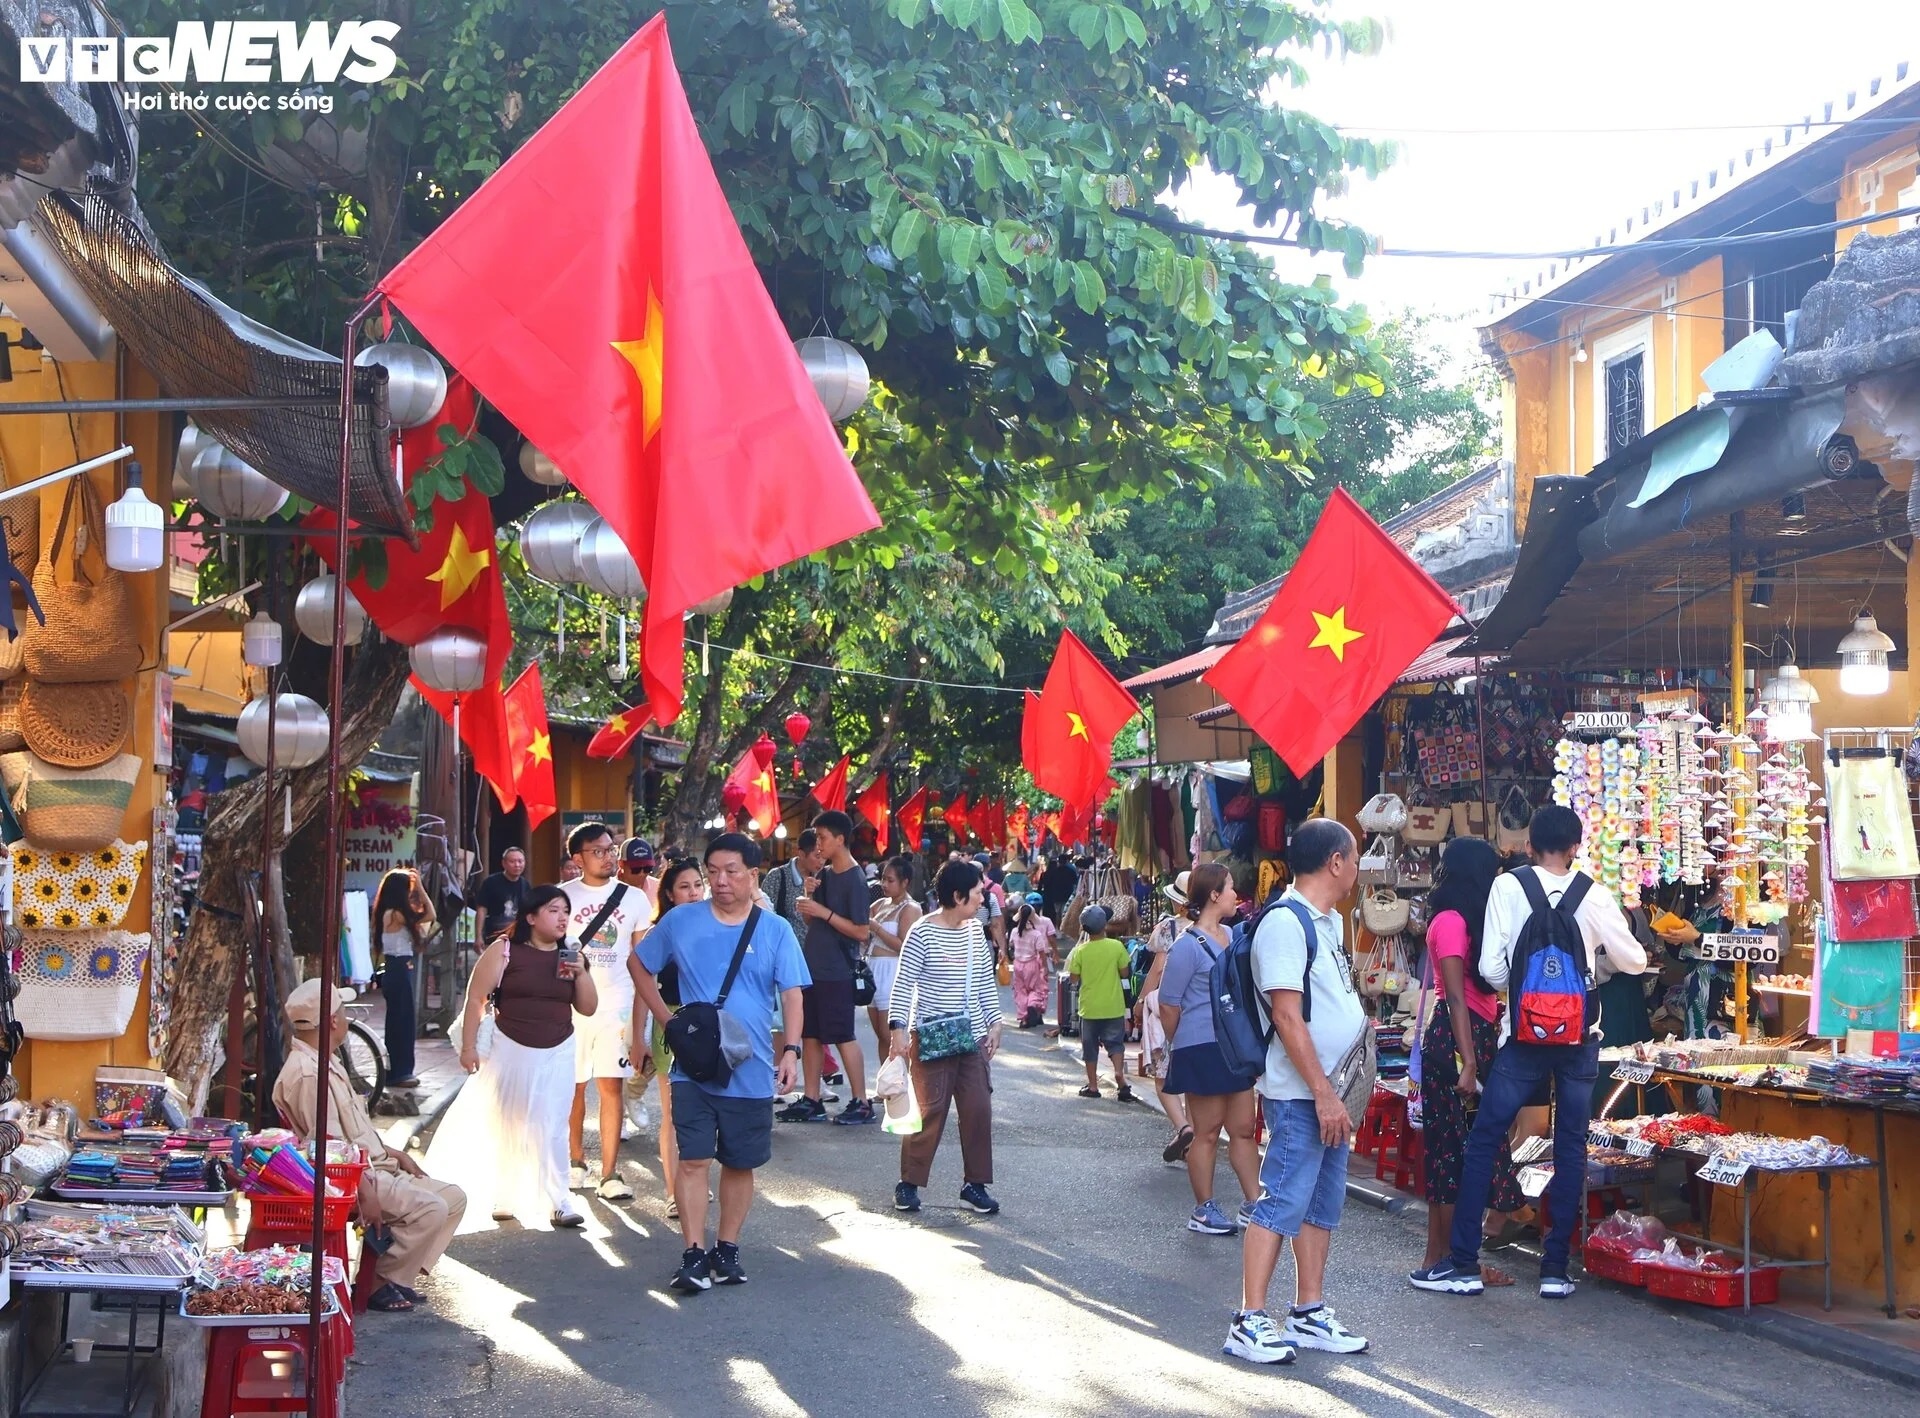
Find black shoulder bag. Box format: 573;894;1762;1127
665;907;762;1085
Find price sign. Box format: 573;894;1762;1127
1625;1137;1656;1159
1518;1164;1554;1199
1697;1155;1753;1188
1612;1060;1656;1085
1695;932;1781;965
1589;1125;1614;1147
1568;711;1632;732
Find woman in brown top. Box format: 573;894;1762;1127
428;886;598;1230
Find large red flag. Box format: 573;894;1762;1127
723;746;780;837
855;772;890;853
810;754;851;814
945;793;971;844
502;664;557;830
587;703;651;760
1026;630;1139;811
898;785;931;852
986;797;1007;850
378;15;880;727
1204;487;1459;776
1008;802;1031;851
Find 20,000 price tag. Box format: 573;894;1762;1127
1697;1155;1752;1187
1611;1060;1656;1085
1625;1137;1656;1159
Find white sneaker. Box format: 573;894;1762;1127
1223;1309;1296;1366
1540;1274;1577;1299
597;1175;634;1202
1283;1304;1369;1354
567;1163;589;1190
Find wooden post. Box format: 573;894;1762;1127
1731;570;1749;1041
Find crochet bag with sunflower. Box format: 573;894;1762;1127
12;840;146;931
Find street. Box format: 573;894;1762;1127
349;1018;1906;1417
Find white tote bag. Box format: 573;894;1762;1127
16;930;150;1041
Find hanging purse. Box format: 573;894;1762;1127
1451;800;1489;840
1495;782;1533;853
1356;833;1398;886
1403;804;1450;845
1360;885;1410;938
909;924;986;1062
22;476;141;685
1356;793;1407;835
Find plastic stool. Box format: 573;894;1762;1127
1391;1124;1427;1194
1371;1093;1409;1181
1355;1089;1397;1159
199;1318;342;1418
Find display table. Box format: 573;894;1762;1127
11;1280;181;1418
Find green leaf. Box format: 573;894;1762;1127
943;0;982;28
997;0;1040;43
1044;348;1072;385
975;261;1011;312
790;108;822;164
891;207;930;262
1068;3;1103;47
1071;261;1106;315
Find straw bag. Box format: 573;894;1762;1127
19;680;129;769
12;839;146;930
1450;801;1489;840
0;627;23;682
0;682;21;753
0;752;140;852
13;929;150;1041
1495;782;1533;854
21;477;141;685
1403;804;1450;845
1360;886;1410;938
1356;793;1407;835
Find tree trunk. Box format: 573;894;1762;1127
164;636;413;1110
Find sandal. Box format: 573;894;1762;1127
1163;1125;1196;1164
1116;1086;1138;1104
1482;1265;1516;1288
396;1284;425;1303
367;1283;415;1312
1078;1086;1101;1099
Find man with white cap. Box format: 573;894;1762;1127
273;978;467;1314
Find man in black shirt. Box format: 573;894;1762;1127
475;847;529;942
779;811;873;1125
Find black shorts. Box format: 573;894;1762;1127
801;979;857;1044
671;1080;774;1170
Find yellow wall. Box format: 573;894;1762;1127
0;322;172;1105
1836;132;1920;251
531;729;634;881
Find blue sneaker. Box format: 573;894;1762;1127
893;1182;921;1212
1236;1199;1259;1231
1187;1200;1237;1235
1409;1259;1484;1295
959;1182;1000;1215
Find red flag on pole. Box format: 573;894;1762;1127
854;772;890;853
587;703;651;760
1025;631;1139;811
897;785;930;852
377;15;880;727
810;754;851;813
501;664;557;830
723;745;780;837
1008;802;1031;851
1203;487;1459;776
945;793;971;843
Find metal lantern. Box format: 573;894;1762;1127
1758;662;1819;741
1838;613;1896;697
294;574;368;647
175;421;218;495
104;462;164;573
518;500;597;584
517;442;568;487
191;443;289;521
242;609;283;667
410;627;489;693
577;517;645;599
354;341;448;430
795;335;871;422
688;588;734;618
237;693;331;769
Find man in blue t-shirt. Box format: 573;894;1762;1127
635;832;808;1295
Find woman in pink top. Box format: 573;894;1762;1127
1416;836;1525;1285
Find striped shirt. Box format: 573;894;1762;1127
890;916;1002;1041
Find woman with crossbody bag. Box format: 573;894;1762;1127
886;860;1004;1217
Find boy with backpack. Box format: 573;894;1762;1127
1409;803;1646;1301
1066;906;1136;1101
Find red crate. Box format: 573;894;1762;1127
322;1159;367;1196
1644;1257;1780;1307
246;1192;355;1234
1581;1241;1648;1287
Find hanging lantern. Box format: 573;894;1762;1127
795;335;871;422
354;341;448;430
688;588;734;618
294;574;368;646
577;517;645;599
721;779;748;815
103;461;164;573
519;500;596;584
784;711;812;747
792;757;805;779
1837;612;1896;697
175;421;218;495
750;733;777;772
236;693;330;769
1758;662;1819;741
410;627;489;693
242;609;283;668
517;442;568;487
191;444;289;521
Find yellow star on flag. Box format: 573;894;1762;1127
752;771;774;795
526;732;552;767
1066;711;1089;740
425;523;492;611
604;712;629;735
611;289;665;446
1308;606;1365;662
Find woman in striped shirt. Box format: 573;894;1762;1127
887;858;1003;1217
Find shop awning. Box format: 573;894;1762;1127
1122;644;1229;691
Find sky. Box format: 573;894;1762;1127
1181;0;1920;340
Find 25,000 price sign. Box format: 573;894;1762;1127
1694;932;1781;965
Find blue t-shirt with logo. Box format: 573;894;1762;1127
637;903;810;1100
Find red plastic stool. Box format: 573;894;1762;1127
1371;1093;1409;1182
199;1317;343;1418
1355;1089;1397;1160
1391;1124;1427;1194
350;1240;385;1317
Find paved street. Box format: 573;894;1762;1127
351;1018;1909;1417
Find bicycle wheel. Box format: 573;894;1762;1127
336;1021;387;1114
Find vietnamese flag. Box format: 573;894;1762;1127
1008;802;1031;851
723;746;780;837
986;797;1007;850
1204;487;1459;776
810;754;851;814
377;15;880;728
898;785;931;852
502;664;557;830
946;793;971;843
855;772;890;853
587;703;651;760
1026;631;1139;811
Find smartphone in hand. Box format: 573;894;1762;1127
557;941;582;977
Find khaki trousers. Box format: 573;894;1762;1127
365;1169;467;1285
900;1051;993;1188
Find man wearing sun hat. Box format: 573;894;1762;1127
273;978;468;1314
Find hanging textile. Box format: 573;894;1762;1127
1114;779;1154;875
1151;781;1187;872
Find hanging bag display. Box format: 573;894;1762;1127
21;475;141;685
1356;833;1398;886
1826;747;1920;880
0;752;140;853
1451;800;1490;841
1356;793;1407;835
1256;800;1286;855
1402;803;1451;845
12;839;146;930
1360;885;1410;938
13;930;150;1041
1495;782;1534;853
18;680;129;769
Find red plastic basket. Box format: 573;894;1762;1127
322;1159;367;1196
1644;1257;1780;1307
1581;1241;1648;1287
246;1192;355;1234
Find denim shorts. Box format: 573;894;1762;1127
1249;1097;1350;1237
671;1081;774;1171
1080;1015;1127;1061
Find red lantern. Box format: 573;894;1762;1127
792;757;805;779
784;711;812;747
721;779;748;815
750;733;777;771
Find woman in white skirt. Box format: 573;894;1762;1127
865;854;922;1058
430;885;598;1230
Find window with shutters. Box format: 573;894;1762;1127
1588;318;1653;465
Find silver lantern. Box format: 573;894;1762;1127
688;588;734;618
410;627;489;693
518;500;596;584
191;443;289;521
294;574;368;646
577;517;646;600
795;335;871;422
237;692;331;769
517;442;568;487
175;421;218;496
354;341;449;430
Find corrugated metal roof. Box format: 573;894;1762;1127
1121;643;1228;691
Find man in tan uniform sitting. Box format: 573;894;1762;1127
272;979;467;1314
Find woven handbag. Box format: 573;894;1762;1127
1402;804;1450;845
0;626;23;682
21;477;141;685
18;680;128;769
12;839;146;930
13;929;150;1041
0;752;140;851
0;682;21;753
